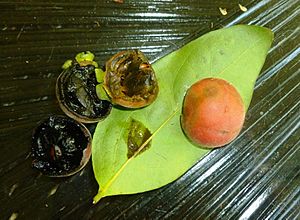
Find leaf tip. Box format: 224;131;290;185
244;25;274;48
93;191;106;204
256;25;274;41
92;199;98;205
261;27;275;49
260;26;274;40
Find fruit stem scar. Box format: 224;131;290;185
93;106;180;204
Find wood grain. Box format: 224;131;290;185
0;0;299;219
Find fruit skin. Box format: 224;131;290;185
181;78;245;148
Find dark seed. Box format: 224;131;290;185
31;115;92;177
56;62;112;123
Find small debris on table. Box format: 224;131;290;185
48;185;59;197
239;4;248;12
219;7;228;16
9;184;18;197
113;0;124;3
59;206;66;212
9;213;18;220
94;21;101;27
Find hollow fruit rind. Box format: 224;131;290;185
181;78;246;148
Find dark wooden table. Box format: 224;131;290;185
1;0;299;219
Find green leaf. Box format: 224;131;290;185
95;84;110;101
92;25;273;203
95;68;105;83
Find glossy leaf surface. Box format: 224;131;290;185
92;25;273;203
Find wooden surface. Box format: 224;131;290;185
1;0;299;219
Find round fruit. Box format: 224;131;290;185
181;78;245;148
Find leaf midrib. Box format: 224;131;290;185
93;106;180;203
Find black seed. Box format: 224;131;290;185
56;63;112;123
31;115;92;177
